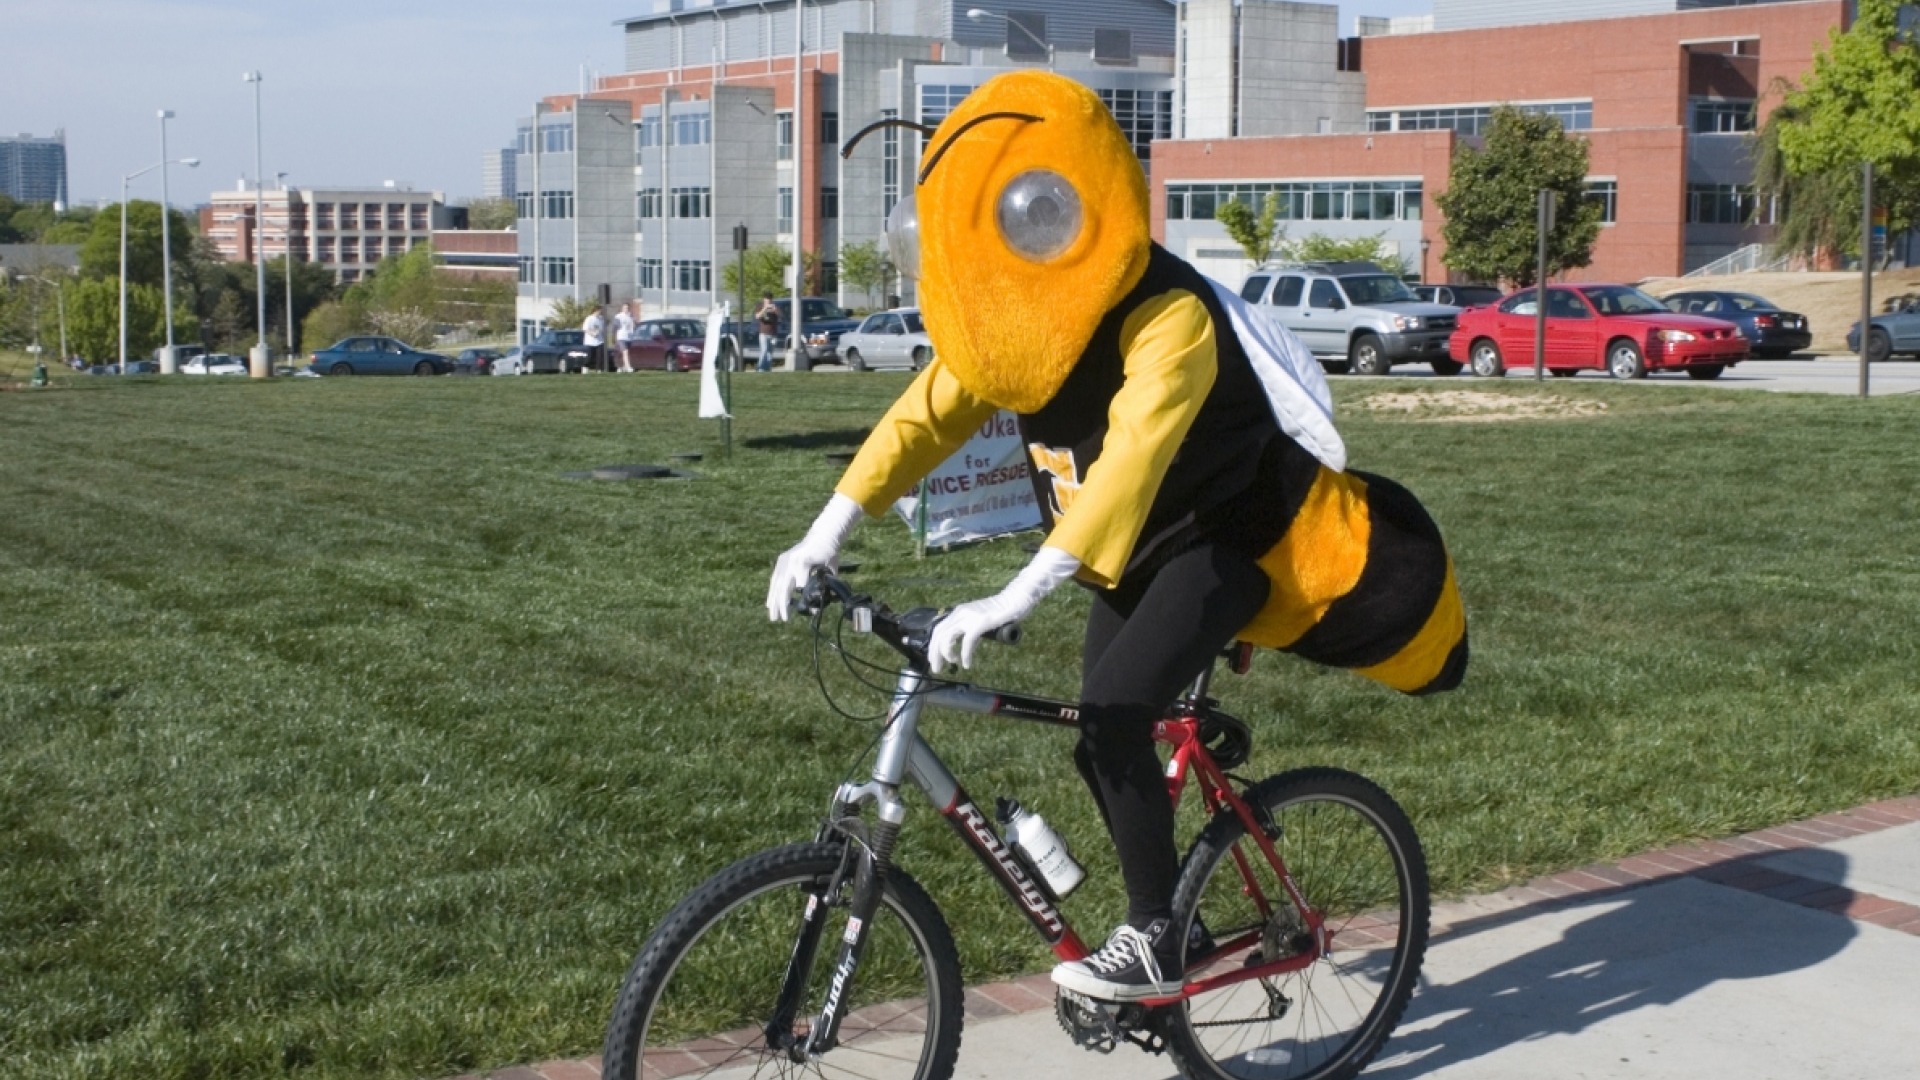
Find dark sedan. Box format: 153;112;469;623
521;329;590;374
1413;284;1504;309
454;346;506;375
309;336;454;376
1660;290;1812;359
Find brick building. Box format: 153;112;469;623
200;182;456;284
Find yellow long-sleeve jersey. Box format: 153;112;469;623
837;244;1467;695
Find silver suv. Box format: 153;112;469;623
1238;261;1462;376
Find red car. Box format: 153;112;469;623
1449;284;1749;380
625;318;706;371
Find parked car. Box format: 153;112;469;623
1413;284;1504;310
1660;290;1811;358
490;346;528;376
180;353;247;375
519;329;590;374
86;360;161;375
839;309;934;371
1239;261;1462;375
308;336;454;376
626;318;707;371
1846;296;1920;362
154;343;208;365
770;297;861;364
1450;284;1748;379
454;347;506;375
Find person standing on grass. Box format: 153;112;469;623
613;301;637;373
583;306;608;373
756;294;781;372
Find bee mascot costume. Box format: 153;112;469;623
769;71;1466;1001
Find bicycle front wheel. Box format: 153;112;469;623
1168;768;1429;1080
602;842;965;1080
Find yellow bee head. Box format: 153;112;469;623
845;70;1149;413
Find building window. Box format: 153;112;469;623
672;186;711;218
1097;88;1173;163
314;202;334;229
340;242;358;265
363;207;381;232
518;317;543;343
364;237;382;263
409;204;428;231
638;257;663;289
1165;180;1423;222
638;188;662;220
820;187;839;219
671;259;711;292
386;204;405;230
820;111;839;145
387;237;407;256
1586;180;1618;225
518;255;534;283
541;123;574;153
919;85;975;131
881;108;900;218
339;203;359;230
541;256;575;285
672;112;711;146
637;116;662;150
776;111;793;160
516;191;534;218
1692;99;1755;133
516;126;534;154
1365;100;1593;135
820;260;838;294
317;237;335;263
342;269;361;282
541;190;574;219
778;186;793;233
1688;183;1773;225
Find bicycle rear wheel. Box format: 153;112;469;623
1167;768;1429;1080
603;842;964;1080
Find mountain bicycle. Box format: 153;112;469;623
602;569;1429;1080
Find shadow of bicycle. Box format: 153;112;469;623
1365;848;1857;1076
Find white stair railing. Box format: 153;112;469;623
1684;243;1774;277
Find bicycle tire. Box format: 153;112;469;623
602;842;965;1080
1166;768;1429;1080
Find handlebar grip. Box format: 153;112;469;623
987;622;1022;645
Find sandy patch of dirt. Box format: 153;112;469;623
1356;390;1609;422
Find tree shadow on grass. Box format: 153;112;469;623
1366;848;1857;1076
743;428;870;451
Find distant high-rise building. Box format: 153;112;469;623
1;130;68;204
481;148;515;200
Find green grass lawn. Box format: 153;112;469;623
3;371;1918;1080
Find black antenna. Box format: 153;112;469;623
916;111;1043;185
841;117;937;159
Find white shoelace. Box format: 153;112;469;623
1082;925;1163;982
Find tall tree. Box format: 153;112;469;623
837;240;892;310
721;243;818;301
1277;231;1399;271
76;202;197;288
62;277;194;362
465;197;517;231
1214;193;1284;268
1436;106;1602;287
1751;90;1857;262
1775;0;1920;255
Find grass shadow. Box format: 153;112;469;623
742;428;871;451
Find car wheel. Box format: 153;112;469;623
666;356;679;373
911;346;930;371
1321;359;1352;376
847;348;868;372
413;361;436;377
329;362;353;376
1686;364;1725;380
1549;367;1578;378
1469;339;1504;378
1429;358;1464;377
1868;328;1892;363
1607;339;1648;379
1350;334;1391;376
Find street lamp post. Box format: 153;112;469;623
966;8;1054;67
1420;237;1432;284
278;171;297;357
120;156;200;374
244;71;269;378
791;0;807;372
158;109;180;374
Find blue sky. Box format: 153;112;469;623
2;0;1431;207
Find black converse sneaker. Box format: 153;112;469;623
1051;918;1184;1002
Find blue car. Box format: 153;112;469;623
1661;290;1812;359
308;336;454;376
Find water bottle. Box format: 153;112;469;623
996;798;1085;899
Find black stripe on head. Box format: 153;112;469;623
1284;470;1450;669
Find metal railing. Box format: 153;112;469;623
1684;243;1791;277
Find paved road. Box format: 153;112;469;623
1364;355;1920;395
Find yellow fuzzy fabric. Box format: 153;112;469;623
1239;468;1372;649
916;71;1150;414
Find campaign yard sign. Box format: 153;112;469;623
892;410;1042;547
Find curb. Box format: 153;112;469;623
445;793;1920;1080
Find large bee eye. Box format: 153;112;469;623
885;194;921;281
996;170;1082;262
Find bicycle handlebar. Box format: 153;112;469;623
795;568;1019;669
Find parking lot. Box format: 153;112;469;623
1372;355;1920;396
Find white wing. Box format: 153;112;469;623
1203;277;1346;473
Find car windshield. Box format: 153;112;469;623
1580;286;1668;315
1726;294;1779;311
1455;287;1503;307
551;331;584;344
903;312;924;333
1340;274;1417;304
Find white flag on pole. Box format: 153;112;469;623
699;303;730;419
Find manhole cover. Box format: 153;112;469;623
592;464;674;480
670;451;704;463
823;451;857;466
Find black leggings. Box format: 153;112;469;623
1074;543;1271;928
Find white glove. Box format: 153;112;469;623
928;546;1081;673
767;493;866;621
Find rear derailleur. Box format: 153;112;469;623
1055;990;1170;1056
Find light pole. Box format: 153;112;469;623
158;109;180;374
120;156;200;374
244;71;269;377
1420;236;1432;284
966;8;1054;67
791;0;807;371
278;171;297;357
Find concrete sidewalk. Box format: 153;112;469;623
473;796;1920;1080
